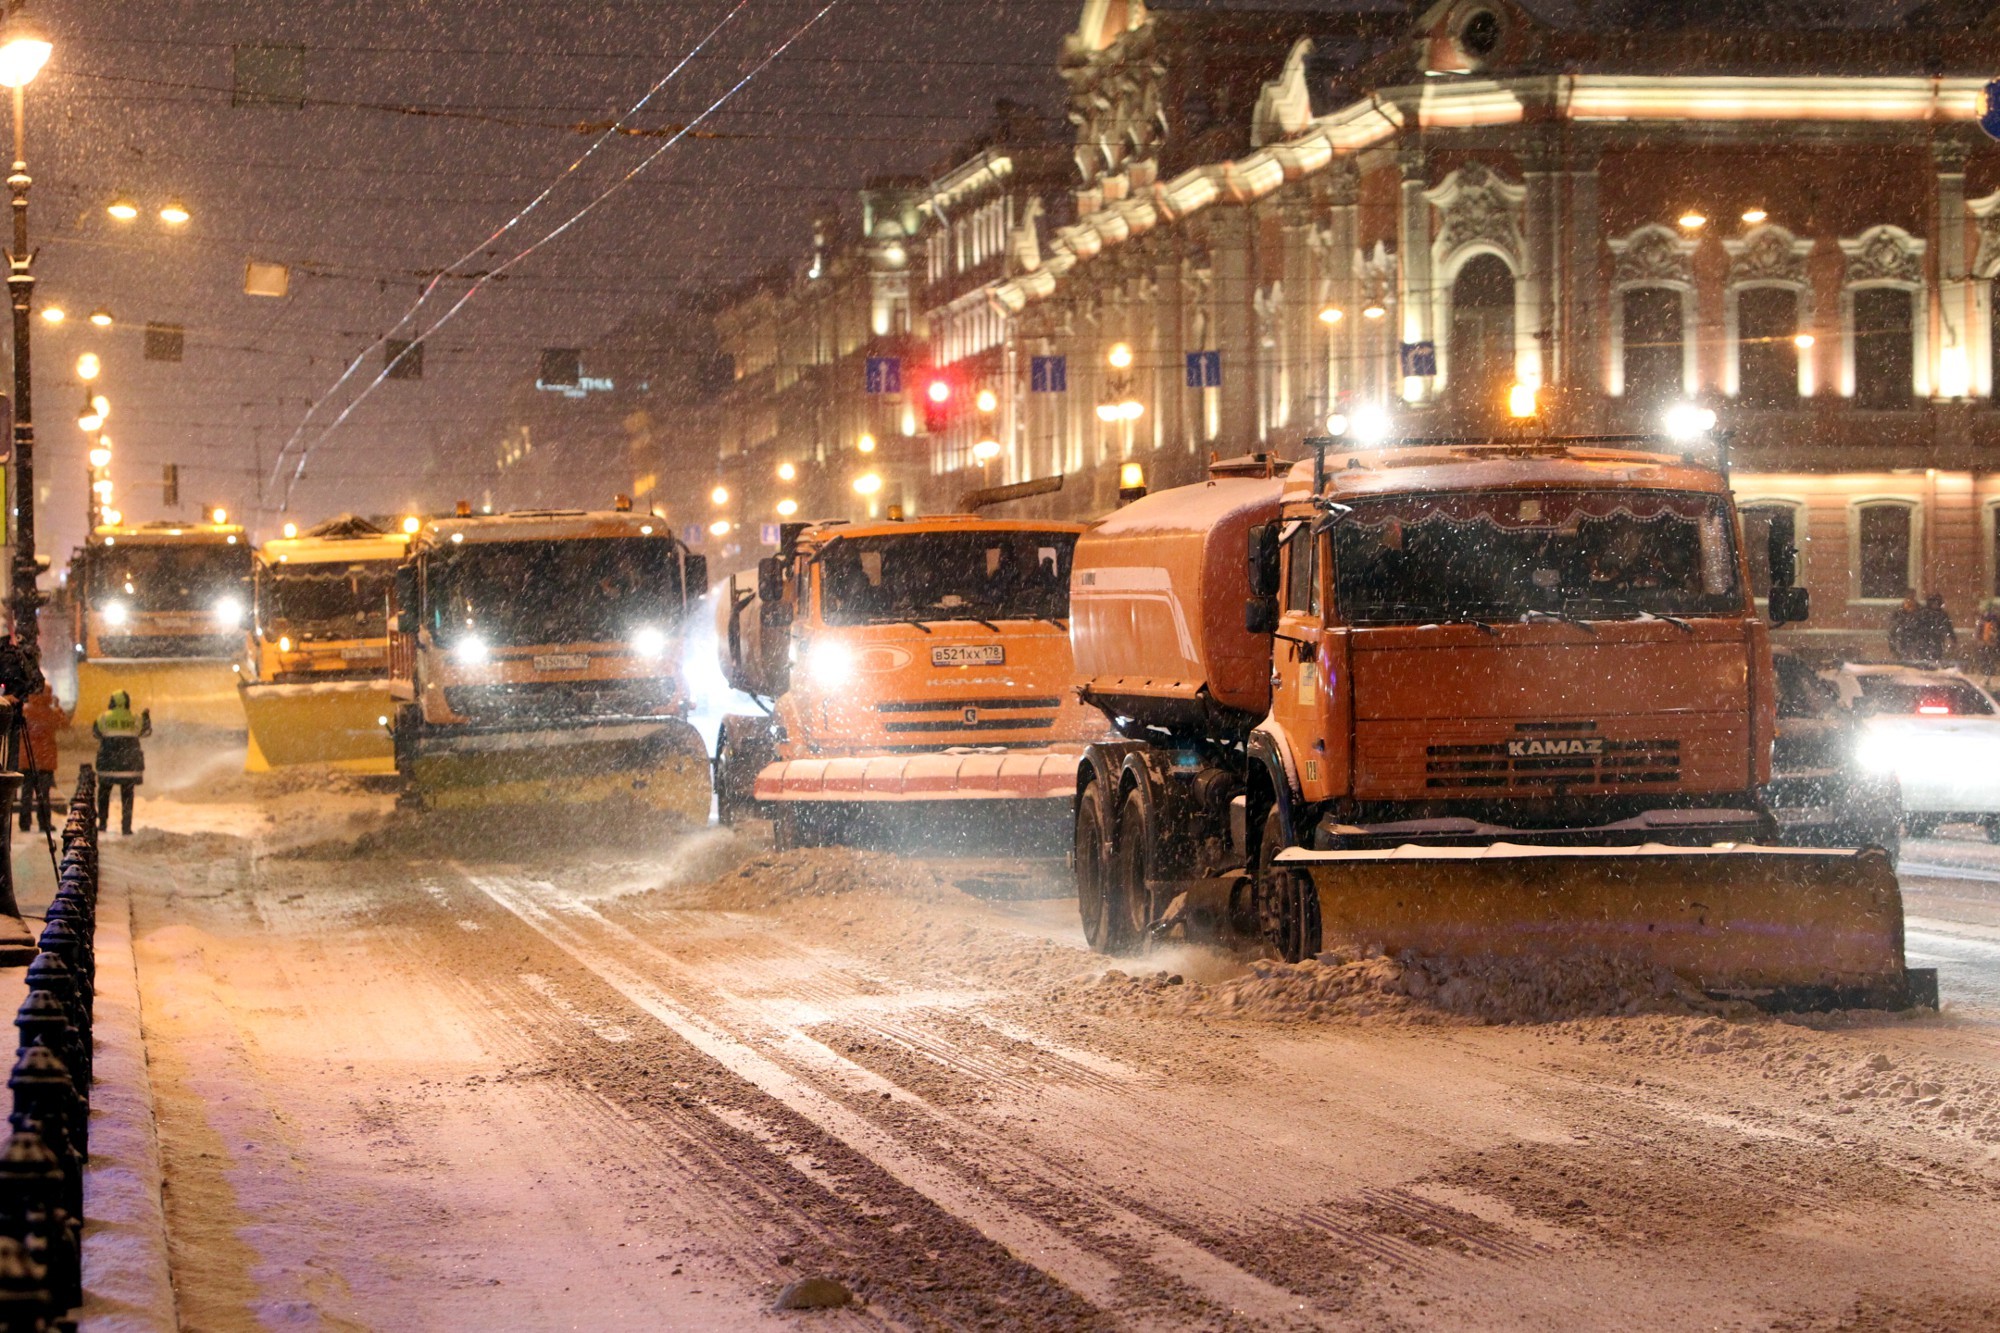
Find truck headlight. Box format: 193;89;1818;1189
452;634;490;666
214;595;245;628
100;600;128;627
807;639;854;688
631;625;668;659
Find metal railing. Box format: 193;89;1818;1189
0;766;99;1329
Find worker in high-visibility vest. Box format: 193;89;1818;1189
92;691;151;836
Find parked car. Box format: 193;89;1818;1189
1835;663;2000;840
1766;651;1901;863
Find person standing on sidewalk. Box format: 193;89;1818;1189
0;620;45;776
92;691;150;836
16;685;67;834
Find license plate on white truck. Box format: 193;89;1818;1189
932;644;1003;667
534;654;589;672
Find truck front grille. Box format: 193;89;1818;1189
875;697;1059;735
1424;723;1681;791
444;678;673;723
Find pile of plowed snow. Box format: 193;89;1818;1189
688;847;959;911
1069;946;1711;1026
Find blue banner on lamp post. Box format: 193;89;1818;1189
1982;80;2000;141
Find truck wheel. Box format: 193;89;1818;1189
715;716;773;827
1256;808;1321;964
1107;785;1156;954
1074;779;1117;952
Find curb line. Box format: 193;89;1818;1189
77;865;177;1332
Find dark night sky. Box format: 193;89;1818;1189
19;0;1089;554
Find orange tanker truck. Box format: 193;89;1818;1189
1068;443;1933;1009
716;490;1110;849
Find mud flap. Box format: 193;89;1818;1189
75;659;245;730
1277;842;1925;1008
241;681;398;774
409;718;711;823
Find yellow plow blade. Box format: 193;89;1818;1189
75;658;245;730
1278;842;1927;1008
242;681;397;775
410;719;711;824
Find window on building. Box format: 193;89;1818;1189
1450;254;1515;413
1737;288;1799;405
1740;503;1799;599
1622;287;1682;405
1853;288;1914;408
1856;502;1914;600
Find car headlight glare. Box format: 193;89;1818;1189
452;634;490;666
807;639;855;688
632;625;668;660
214;595;245;628
99;600;128;627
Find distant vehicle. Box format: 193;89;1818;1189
68;519;253;728
1766;650;1901;863
1837;664;2000;839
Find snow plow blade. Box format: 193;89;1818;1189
242;681;396;775
1276;842;1932;1009
75;658;245;730
754;750;1077;802
407;719;711;823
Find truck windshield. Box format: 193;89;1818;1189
428;537;682;648
818;530;1076;626
265;562;397;641
89;543;251;614
1331;490;1741;624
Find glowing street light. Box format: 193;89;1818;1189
776;461;796;481
708;518;732;537
75;352;99;380
1362;302;1387;320
1794;333;1816;350
1678;212;1707;231
158;200;190;225
972;439;1001;463
776;498;798;517
87;444;109;468
0;17;52;89
852;472;883;497
106;199;138;222
975;388;998;414
709;485;729;506
1107;342;1134;370
88;307;111;327
1741;208;1768;225
37;304;57;324
856;432;877;454
1318;306;1344;325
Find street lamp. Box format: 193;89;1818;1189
2;2;52;668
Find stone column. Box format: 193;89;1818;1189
1154;252;1184;453
1326;165;1360;417
1936;139;1974;399
1279;190;1316;442
1211;206;1259;444
1522;137;1558;392
1397;144;1433;405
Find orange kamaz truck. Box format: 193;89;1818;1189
717;498;1109;848
1068;442;1932;1008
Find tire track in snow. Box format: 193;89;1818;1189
459;866;1317;1326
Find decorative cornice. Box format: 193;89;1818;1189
1424;162;1526;266
1610;224;1697;289
1840;226;1925;286
1724;225;1812;287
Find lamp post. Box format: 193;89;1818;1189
0;4;50;661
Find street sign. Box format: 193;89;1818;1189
1185;350;1221;389
1030;355;1067;393
1982;79;2000;141
865;356;902;395
681;525;704;546
759;523;781;546
1400;341;1437;378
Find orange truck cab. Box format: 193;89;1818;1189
1066;443;1924;1008
717;513;1109;845
386;507;711;816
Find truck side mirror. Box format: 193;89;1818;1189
1247;524;1281;598
760;597;793;631
683;553;708;602
1769;585;1810;626
757;556;786;605
393;566;418;626
1245;596;1279;635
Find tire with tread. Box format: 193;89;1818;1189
1074;778;1117;952
1255;807;1322;963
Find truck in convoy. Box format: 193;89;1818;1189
69;518;253;728
1068;443;1931;1008
240;515;409;774
386;504;711;817
716;493;1109;848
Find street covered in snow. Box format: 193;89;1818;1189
63;748;2000;1331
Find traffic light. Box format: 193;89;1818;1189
922;376;953;434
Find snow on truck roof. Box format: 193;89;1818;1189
793;514;1089;547
1282;439;1729;504
260;532;409;567
412;510;673;547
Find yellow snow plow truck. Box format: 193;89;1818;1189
1069;444;1934;1010
715;499;1108;849
69;518;253;729
386;505;710;818
240;516;409;774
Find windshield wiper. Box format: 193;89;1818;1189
1521;608;1598;634
894;618;935;634
1431;614;1496;635
1578;597;1695;633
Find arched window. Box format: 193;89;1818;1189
1622;287;1684;407
1737;288;1801;405
1450;254;1515;413
1853;289;1915;407
1854;500;1918;602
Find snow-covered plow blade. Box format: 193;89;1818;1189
75;658;245;730
406;718;710;822
753;750;1077;803
1277;842;1934;1010
242;681;397;774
